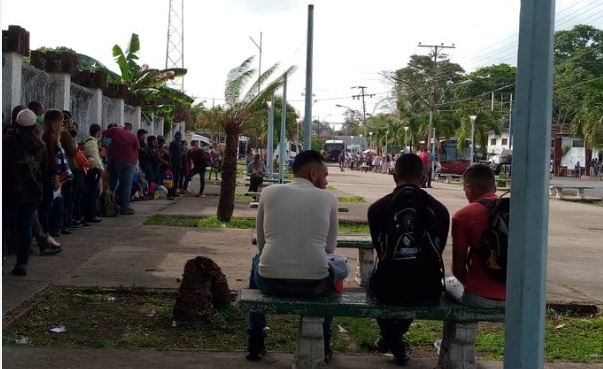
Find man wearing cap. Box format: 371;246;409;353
3;109;63;276
103;124;140;214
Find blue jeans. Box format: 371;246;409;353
8;202;39;270
183;166;206;194
246;253;334;346
108;161;136;210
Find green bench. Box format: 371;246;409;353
250;234;373;286
237;289;505;369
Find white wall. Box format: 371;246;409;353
487;133;511;153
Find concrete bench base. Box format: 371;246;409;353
549;186;593;200
436;174;463;183
237;289;504;369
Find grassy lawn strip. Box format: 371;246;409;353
145;215;370;233
3;287;602;362
337;196;366;203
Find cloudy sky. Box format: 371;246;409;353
2;0;602;125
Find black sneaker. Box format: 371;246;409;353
374;337;389;353
391;339;412;365
80;222;92;228
245;336;266;361
60;229;72;235
66;223;81;229
10;268;27;277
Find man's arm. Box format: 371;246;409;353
451;216;468;282
325;195;338;254
256;195;265;253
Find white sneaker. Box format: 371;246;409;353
47;235;61;247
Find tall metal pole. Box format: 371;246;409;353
504;0;555;367
267;94;275;179
303;5;314;151
279;76;287;184
469;115;477;165
249;32;262;96
508;94;514;149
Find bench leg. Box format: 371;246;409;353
549;187;556;197
437;321;478;369
354;249;375;287
293;315;324;369
577;189;585;200
556;190;564;200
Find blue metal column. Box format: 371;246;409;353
303;4;314;151
504;0;555;368
267;94;275;179
279;76;287;183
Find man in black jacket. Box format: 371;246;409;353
367;153;450;365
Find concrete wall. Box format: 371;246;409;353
2;51;140;133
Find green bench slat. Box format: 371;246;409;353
237;289;505;322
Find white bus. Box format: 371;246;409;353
324;140;346;162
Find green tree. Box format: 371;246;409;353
572;79;603;174
216;56;296;222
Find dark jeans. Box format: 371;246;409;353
108;161;136;210
366;272;439;347
183;166;206;194
38;180;53;234
7;202;39;270
50;195;64;234
139;160;155;184
248;175;264;192
246;253;334;347
167;165;181;197
83;168;101;221
63;169;83;225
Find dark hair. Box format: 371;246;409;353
27;101;44;116
137;129;148;137
62;110;72;120
90;124;102;136
11;105;27;124
292;150;325;173
463;163;495;192
394;154;424;180
147;135;157;148
107;123;118;129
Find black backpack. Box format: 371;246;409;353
471;194;510;284
370;186;445;304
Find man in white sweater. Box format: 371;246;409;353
246;150;339;363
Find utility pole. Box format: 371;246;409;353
351;86;374;136
418;42;455;175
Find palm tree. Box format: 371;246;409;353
572;79;603;174
216;56;296;222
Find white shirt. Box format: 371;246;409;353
256;178;339;280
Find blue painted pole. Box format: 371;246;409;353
279;76;287;183
504;0;555;368
267;94;275;179
303;4;314;151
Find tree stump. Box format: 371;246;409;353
172;256;231;322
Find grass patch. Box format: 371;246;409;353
339;221;370;233
337;196;366;203
145;215;369;233
326;185;336;191
4;287;602;362
143;214;199;227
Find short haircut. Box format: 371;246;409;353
394;154;424;180
107;123;118;129
292;150;325;174
90;124;102;136
27;101;44;116
463;164;495;192
62;110;72;120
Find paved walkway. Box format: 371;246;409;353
2;168;602;368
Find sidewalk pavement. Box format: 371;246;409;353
4;347;603;369
2;167;602;368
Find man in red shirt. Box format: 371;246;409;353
103;125;140;215
418;149;430;188
182;140;209;197
449;163;505;308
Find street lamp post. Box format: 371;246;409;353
404;126;409;153
385;130;389;156
469;115;477;165
369;132;373;149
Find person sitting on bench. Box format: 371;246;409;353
246;153;266;192
367;153;450;365
245;150;340;363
